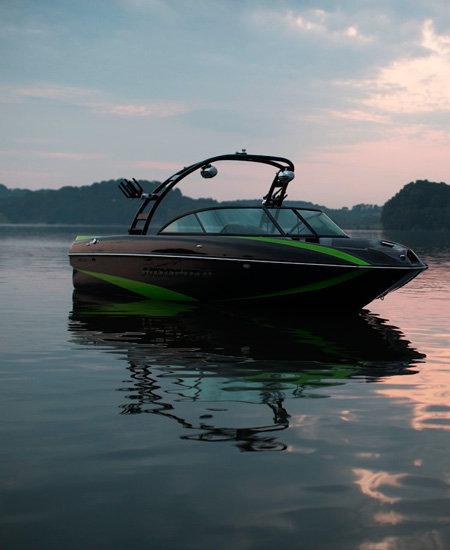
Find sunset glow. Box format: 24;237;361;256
0;2;449;207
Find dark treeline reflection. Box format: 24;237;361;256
68;293;425;452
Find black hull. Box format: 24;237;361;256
71;253;424;309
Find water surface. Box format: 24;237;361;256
1;226;449;549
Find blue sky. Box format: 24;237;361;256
1;0;449;207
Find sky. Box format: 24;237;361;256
1;0;449;208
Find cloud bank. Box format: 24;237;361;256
1;0;449;206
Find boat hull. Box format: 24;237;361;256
70;235;426;309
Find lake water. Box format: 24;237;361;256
1;225;449;550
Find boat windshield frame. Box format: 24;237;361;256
158;205;348;239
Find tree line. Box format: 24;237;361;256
382;180;450;230
0;178;448;230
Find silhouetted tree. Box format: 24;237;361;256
382;180;450;230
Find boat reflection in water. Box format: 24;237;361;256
69;292;425;452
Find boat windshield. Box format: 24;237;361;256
295;209;346;237
160;207;347;238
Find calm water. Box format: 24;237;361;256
1;225;450;550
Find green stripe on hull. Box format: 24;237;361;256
226;269;368;301
232;237;371;266
77;265;367;303
76;269;197;301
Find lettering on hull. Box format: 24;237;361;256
142;267;213;278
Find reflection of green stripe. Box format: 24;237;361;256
77;300;194;317
232;237;371;266
77;269;197;301
75;236;98;241
232;269;367;301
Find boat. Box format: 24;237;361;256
69;151;428;309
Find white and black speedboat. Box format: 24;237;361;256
69;151;427;309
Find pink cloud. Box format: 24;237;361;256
253;8;372;42
327;109;390;124
0;169;56;181
132;160;186;171
90;102;189;117
38;152;107;160
0;84;98;104
334;20;450;115
0;85;189;118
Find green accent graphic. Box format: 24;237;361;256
75;236;98;241
243;365;356;390
232;237;371;266
77;269;197;301
229;269;368;301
